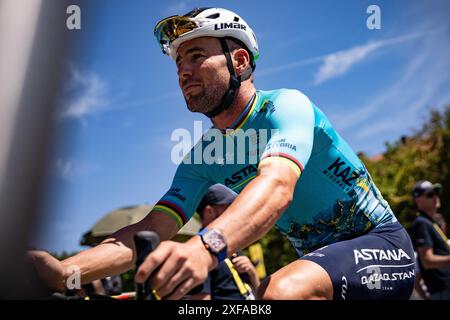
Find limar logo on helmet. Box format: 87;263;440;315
214;23;247;31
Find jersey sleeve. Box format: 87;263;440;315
259;89;315;176
154;159;213;228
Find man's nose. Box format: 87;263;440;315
177;62;193;80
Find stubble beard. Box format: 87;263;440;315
184;74;229;114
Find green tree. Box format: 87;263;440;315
362;106;450;231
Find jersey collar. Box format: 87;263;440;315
221;92;259;134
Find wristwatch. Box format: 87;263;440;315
197;228;228;263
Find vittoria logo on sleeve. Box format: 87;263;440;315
265;138;297;152
166;187;187;202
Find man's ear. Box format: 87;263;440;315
233;48;250;76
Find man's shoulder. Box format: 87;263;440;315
412;214;434;228
259;88;311;105
257;88;314;120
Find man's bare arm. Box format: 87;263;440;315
59;211;179;289
207;159;299;257
418;246;450;270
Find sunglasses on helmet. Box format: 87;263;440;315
154;15;198;55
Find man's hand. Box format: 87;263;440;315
232;255;260;289
135;236;217;300
232;255;254;274
26;250;66;293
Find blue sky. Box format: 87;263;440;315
34;0;450;254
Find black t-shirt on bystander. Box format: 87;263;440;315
411;212;450;296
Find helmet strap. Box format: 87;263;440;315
204;38;241;118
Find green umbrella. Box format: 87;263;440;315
80;204;202;246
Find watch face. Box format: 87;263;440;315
203;229;226;253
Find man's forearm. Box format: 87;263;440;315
62;232;136;285
61;211;179;286
207;164;297;257
422;254;450;270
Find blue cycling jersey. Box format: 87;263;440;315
154;89;397;257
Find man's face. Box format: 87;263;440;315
176;37;231;114
415;190;441;212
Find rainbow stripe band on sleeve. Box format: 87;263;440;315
153;201;187;228
259;153;303;177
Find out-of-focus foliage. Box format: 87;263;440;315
361;106;450;231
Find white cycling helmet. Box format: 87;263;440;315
154;7;259;64
154;7;259;118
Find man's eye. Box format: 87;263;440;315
192;54;203;61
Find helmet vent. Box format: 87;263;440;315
185;7;210;18
206;13;220;19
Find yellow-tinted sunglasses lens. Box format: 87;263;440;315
154;16;197;54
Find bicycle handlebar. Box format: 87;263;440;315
133;231;204;299
134;230;160;300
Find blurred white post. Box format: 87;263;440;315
0;0;71;298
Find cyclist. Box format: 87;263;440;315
30;7;415;300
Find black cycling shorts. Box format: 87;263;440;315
301;221;416;300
